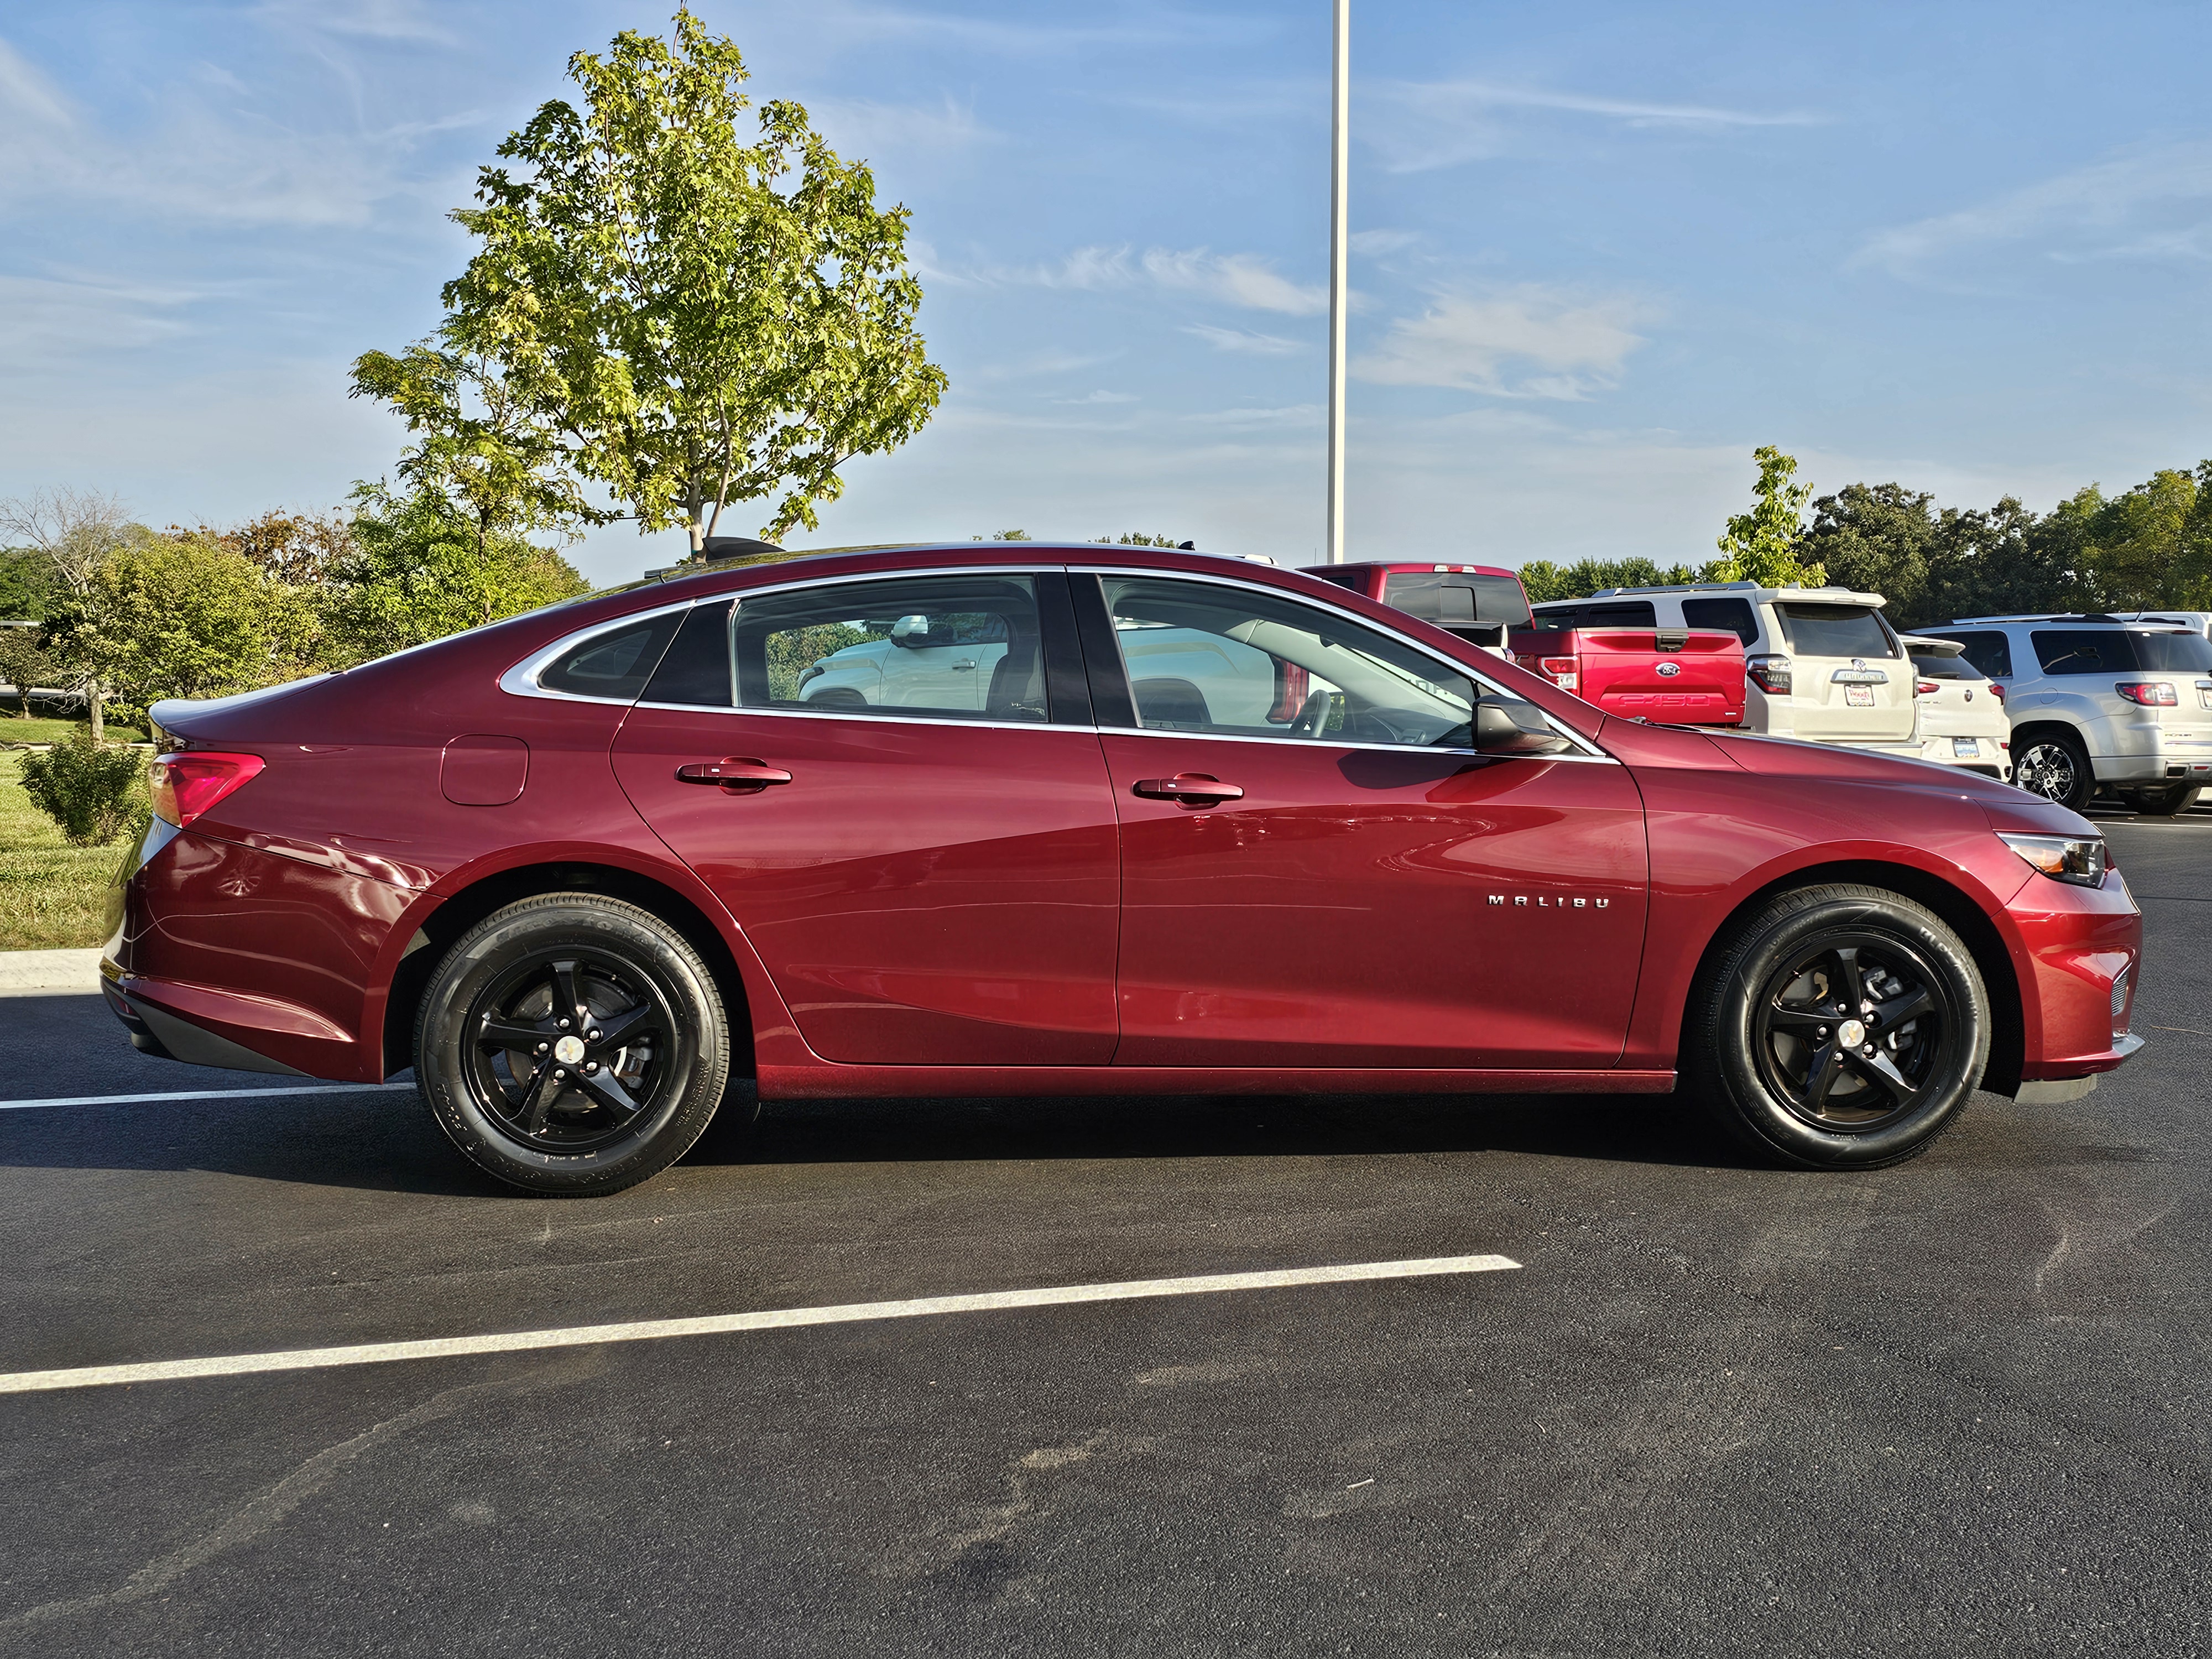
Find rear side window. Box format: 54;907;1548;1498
2132;632;2212;672
539;611;684;700
1775;603;1895;658
2032;630;2138;675
1934;631;2013;679
1681;597;1758;646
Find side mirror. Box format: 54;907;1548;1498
888;614;931;647
1475;699;1572;755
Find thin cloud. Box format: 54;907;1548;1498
1183;324;1306;355
1355;286;1653;399
1053;390;1139;405
1370;78;1820;173
809;95;994;162
1855;142;2212;278
980;245;1327;316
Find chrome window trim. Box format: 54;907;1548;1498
499;597;703;706
631;702;1087;734
1072;562;1616;763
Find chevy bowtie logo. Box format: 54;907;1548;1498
1488;894;1609;909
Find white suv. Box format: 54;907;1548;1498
1528;581;1919;757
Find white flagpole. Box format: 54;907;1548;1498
1326;0;1349;563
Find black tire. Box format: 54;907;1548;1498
1688;884;1990;1171
2126;783;2200;817
414;894;731;1196
2013;732;2094;810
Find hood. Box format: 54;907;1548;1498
1702;728;2098;837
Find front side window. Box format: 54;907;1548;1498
727;573;1047;722
1773;603;1897;659
2032;630;2136;675
1099;575;1480;749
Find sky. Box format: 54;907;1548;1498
3;1;2211;587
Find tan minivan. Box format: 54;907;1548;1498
1529;581;1921;758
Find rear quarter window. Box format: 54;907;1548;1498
1681;597;1759;646
539;611;685;700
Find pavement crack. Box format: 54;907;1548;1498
0;1355;598;1634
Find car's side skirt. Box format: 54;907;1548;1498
757;1065;1678;1100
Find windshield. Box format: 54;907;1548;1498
1775;603;1896;659
1911;654;1983;681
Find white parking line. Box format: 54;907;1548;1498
0;1254;1522;1395
0;1083;417;1112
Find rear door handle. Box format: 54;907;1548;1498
676;758;792;790
1133;773;1244;805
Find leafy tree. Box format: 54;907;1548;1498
173;508;358;584
371;8;947;557
1711;446;1824;587
18;732;145;847
2072;469;2196;610
1515;557;1703;604
322;485;589;665
0;549;55;622
1094;532;1187;547
43;534;322;729
0;625;51;718
1798;483;1935;614
2175;460;2212;608
0;488;134;735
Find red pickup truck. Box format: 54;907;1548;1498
1509;624;1747;726
1300;561;1531;655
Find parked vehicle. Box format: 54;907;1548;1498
1529;581;1921;759
112;544;2140;1193
2107;610;2212;641
1921;614;2212;813
1901;634;2012;783
1507;625;1746;726
1302;562;1530;656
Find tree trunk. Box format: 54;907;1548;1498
88;685;104;744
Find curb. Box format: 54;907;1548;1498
0;948;104;997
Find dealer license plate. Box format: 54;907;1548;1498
1953;737;1979;757
1846;685;1875;706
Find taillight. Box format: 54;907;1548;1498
149;752;265;828
1987;682;2005;702
1539;656;1579;693
1746;654;1792;695
2116;681;2178;706
1916;679;1940;696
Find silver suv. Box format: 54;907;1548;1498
1922;614;2212;813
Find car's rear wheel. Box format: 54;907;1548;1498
2014;732;2094;810
1689;884;1989;1170
414;895;730;1196
2125;782;2200;817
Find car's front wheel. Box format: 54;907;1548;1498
1689;884;1990;1170
414;894;731;1196
2014;732;2095;810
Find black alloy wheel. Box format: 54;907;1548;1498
2014;733;2095;810
415;895;732;1195
1691;883;1990;1170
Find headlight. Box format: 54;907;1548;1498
1999;832;2108;887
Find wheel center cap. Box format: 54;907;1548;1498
1837;1019;1866;1049
553;1035;587;1065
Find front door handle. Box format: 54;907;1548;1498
675;758;792;790
950;660;978;671
1133;773;1244;805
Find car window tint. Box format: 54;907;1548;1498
539;612;685;701
731;574;1046;722
1098;575;1478;749
640;601;734;707
2032;630;2140;675
1582;602;1657;628
2131;632;2212;672
1527;605;1578;632
1911;654;1978;681
1382;572;1531;628
1935;631;2012;679
1681;597;1759;646
1774;603;1895;658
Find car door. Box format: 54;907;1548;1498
611;569;1121;1066
1074;570;1650;1070
1773;601;1915;744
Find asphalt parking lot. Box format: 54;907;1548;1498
2;813;2207;1658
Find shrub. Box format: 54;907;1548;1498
18;733;145;847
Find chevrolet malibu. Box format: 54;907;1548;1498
106;544;2143;1195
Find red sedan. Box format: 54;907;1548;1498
106;544;2142;1194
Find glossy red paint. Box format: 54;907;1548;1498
108;541;2144;1108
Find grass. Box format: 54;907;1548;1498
0;714;149;747
0;745;148;951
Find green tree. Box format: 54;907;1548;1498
1514;557;1703;604
0;625;51;718
322;485;590;665
2074;469;2195;609
0;549;55;622
1712;446;1824;588
1797;483;1934;614
18;732;145;847
44;534;323;728
1094;532;1187;547
372;8;947;558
